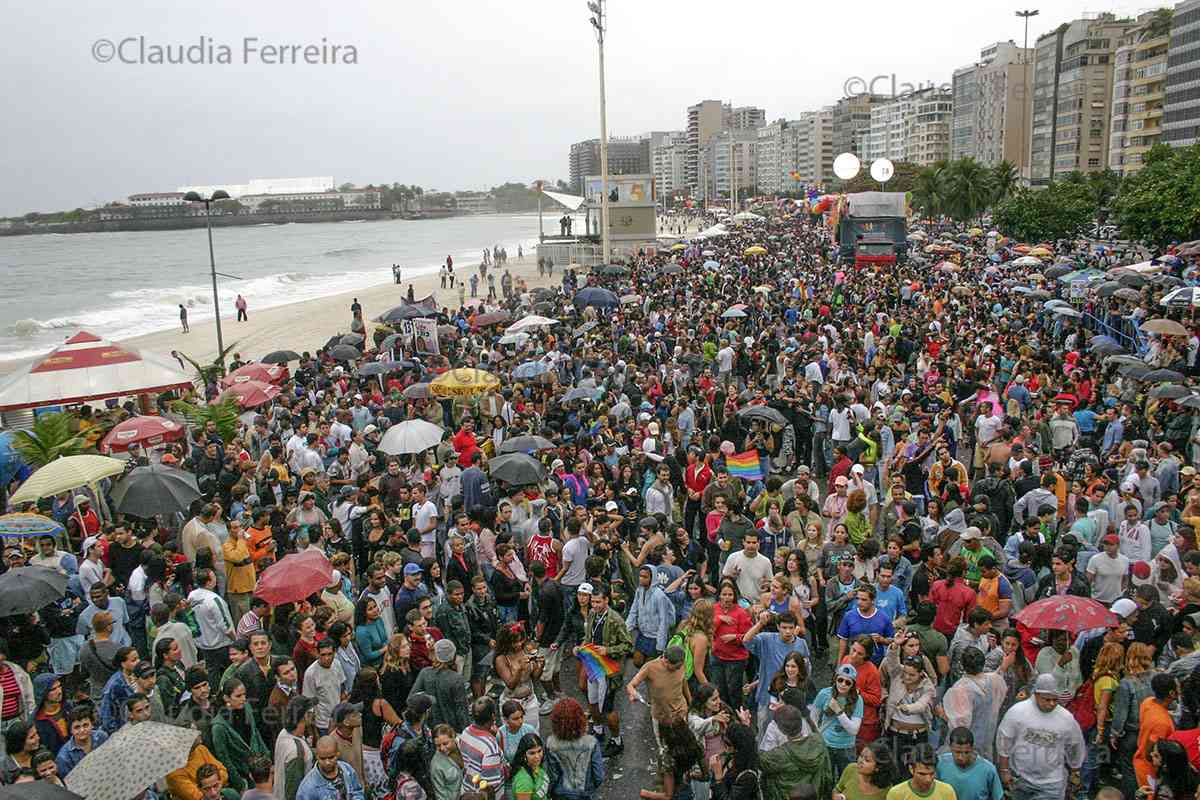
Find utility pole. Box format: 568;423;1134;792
1017;9;1039;184
589;1;610;264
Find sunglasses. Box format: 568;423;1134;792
836;677;854;685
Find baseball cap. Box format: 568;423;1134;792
577;582;594;595
333;702;363;723
604;501;619;512
403;563;423;576
1132;561;1152;580
364;424;378;435
1111;598;1138;619
835;664;858;681
1102;534;1120;545
851;464;864;475
434;639;457;663
1183;466;1197;477
960;526;982;541
1033;674;1059;696
133;661;155;679
834;475;848;487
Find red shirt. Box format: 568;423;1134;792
712;603;752;661
0;666;19;720
840;657;882;729
453;428;479;468
685;463;713;498
929;579;978;636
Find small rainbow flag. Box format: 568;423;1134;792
726;449;763;481
576;643;620;682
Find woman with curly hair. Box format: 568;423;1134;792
832;739;899;800
494;625;542;735
844;489;871;547
544;698;604;800
672;598;714;689
640;716;705;800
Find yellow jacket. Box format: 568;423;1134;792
166;744;228;800
221;537;257;594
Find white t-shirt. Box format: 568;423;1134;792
722;551;774;600
560;536;591;586
829;408;853;441
1086;552;1130;603
717;347;734;373
976;415;1003;446
413;500;440;546
996;698;1085;788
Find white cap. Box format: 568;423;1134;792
1111;598;1138;619
850;464;864;475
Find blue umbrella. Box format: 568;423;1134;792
704;260;720;269
0;513;65;540
573;288;619;309
0;433;28;490
513;361;551;379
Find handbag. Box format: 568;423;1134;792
1066;679;1096;731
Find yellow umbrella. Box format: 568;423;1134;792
1028;247;1053;257
744;245;768;256
968;227;983;236
9;455;126;506
670;243;687;251
430;368;501;399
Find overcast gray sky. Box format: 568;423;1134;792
1;0;1160;216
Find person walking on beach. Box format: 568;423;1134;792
486;273;496;301
458;281;466;309
392;264;401;284
235;294;248;322
440;266;448;290
517;245;523;259
446;254;453;272
447;265;454;288
179;304;189;333
470;274;479;298
407;285;415;304
350;298;362;319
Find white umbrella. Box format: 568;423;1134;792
1160;286;1200;308
505;315;559;334
377;419;445;455
9;455;126;506
1013;256;1042;267
65;722;198;800
732;211;763;221
498;332;530;346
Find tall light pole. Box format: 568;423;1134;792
589;0;610;265
183;189;232;372
1016;9;1039;183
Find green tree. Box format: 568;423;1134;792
170;398;242;444
1112;143;1200;245
11;413;89;468
176;342;239;383
993;183;1096;242
842;161;923;194
942;158;995;222
992;161;1020;205
910;162;947;219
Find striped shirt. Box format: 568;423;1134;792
457;724;505;792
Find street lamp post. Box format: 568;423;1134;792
1016;9;1039;183
589;0;610;265
183;189;232;371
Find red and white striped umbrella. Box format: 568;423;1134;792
99;415;185;453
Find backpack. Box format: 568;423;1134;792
736;768;765;800
667;628;694;679
380;728;404;779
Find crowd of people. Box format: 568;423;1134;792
4;203;1200;800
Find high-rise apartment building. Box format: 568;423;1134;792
863;88;952;167
756;120;786;195
951;42;1033;168
1030;13;1137;184
865;97;911;163
650;130;687;201
728;106;767;130
1164;0;1200;147
568;136;650;194
702;130;757;201
685;100;727;194
1109;11;1171;175
832;94;889;160
794;108;834;187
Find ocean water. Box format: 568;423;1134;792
0;212;580;361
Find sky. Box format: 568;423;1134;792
1;0;1163;216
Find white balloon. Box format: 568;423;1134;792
870;158;894;183
833;152;861;181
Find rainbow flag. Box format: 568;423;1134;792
576;643;621;682
726;449;763;481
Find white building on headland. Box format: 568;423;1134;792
129;192;186;207
176;176;336;199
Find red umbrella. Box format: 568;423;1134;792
221;363;286;387
221;380;281;408
253;550;333;606
99;416;185;453
1013;596;1117;635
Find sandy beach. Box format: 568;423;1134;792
96;255;560;368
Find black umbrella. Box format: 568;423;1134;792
1150;384;1194;400
661;264;684;275
1141;368;1186;383
1118;363;1152;379
499;435;556;454
340;333;365;347
329;344;361;362
737;405;788;426
323;334;346;351
0;781;85;800
1044;264;1073;280
357;362;388;376
487;453;545;485
376;305;433;324
261;350;301;364
110;463;201;517
0;566;68;616
574;288;619;308
599;264;629;276
575;321;599;335
562;387;595;403
531;287;557;300
1096;281;1122;298
1117;272;1147;288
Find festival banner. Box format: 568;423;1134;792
397;319;415;350
413;317;439;355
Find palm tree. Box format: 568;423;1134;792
12;412;89;468
177;342;239;385
992;161;1020;205
911;163;947;219
170;398;242;444
943;158;995;222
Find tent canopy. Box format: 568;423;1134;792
542;190;585;212
0;332;193;412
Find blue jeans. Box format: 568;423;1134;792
828;746;856;779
